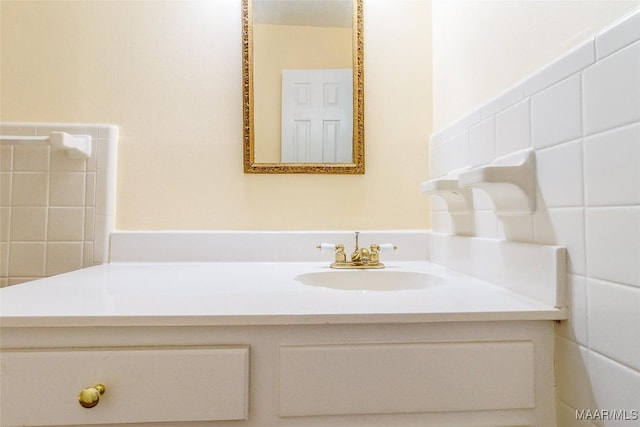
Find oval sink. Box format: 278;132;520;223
295;270;443;291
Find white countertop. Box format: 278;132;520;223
0;261;566;327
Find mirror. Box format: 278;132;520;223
243;0;364;174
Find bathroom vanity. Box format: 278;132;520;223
0;232;567;427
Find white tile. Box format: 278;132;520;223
584;122;640;206
8;242;45;276
0;207;9;242
0;173;11;207
0;145;13;171
83;242;95;268
86;140;98;172
495;99;531;157
47;207;85;241
589;351;640;426
480;83;524;118
448;131;470;172
45;242;83;276
536;139;584;208
469;117;495;167
104;137;117;171
98;125;119;139
83;126;99;138
93;214;112;263
431;131;469;178
498;216;533;243
532;75;583;149
50;148;86;172
556;275;588;345
583;41;640;136
0;242;8;276
95;168;115;215
596;8;640;60
430;110;481;148
429;142;446;178
13;145;50;172
10;207;47;241
474;211;498;239
84;207;95;241
534;208;586;275
555;337;592;411
0;124;36;136
588;278;640;371
97;139;111;170
49;172;85;207
85;172;96;207
586;207;640;287
525;38;595;96
11;172;48;206
430;212;452;234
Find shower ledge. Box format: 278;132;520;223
421;171;474;235
459;148;536;216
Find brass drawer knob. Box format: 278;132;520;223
78;384;106;408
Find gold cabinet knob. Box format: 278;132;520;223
78;384;106;408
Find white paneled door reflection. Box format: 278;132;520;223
281;69;353;163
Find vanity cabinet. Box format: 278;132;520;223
0;320;556;427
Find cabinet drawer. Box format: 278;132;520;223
279;341;534;417
1;346;249;426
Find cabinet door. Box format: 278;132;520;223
279;341;535;416
1;346;249;426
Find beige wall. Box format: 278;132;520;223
432;0;640;131
253;24;352;162
0;0;432;230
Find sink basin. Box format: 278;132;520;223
295;270;443;291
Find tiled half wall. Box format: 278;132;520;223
0;123;118;286
428;9;639;427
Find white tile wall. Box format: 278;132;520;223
0;123;118;286
584;123;640;206
524;39;595;97
534;208;586;275
583;41;640;136
531;75;582;149
586;207;640;287
556;274;588;346
428;8;640;425
596;8;640;60
588;351;640;427
536;139;584;208
495;99;531;156
469;117;496;167
588;278;640;371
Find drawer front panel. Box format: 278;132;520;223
279;341;534;417
1;346;249;426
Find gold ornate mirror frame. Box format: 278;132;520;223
242;0;364;174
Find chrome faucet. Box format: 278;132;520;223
317;232;397;269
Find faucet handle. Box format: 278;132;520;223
318;243;347;264
377;243;397;252
317;243;338;252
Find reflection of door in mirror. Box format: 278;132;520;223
252;0;353;164
281;69;353;163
